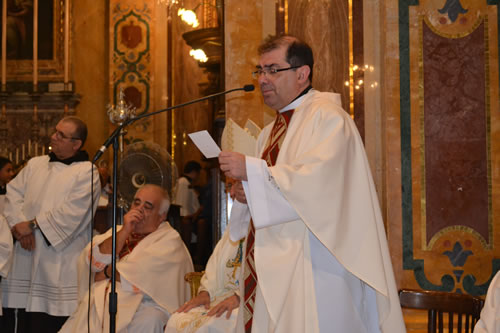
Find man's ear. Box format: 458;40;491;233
298;65;311;83
72;140;83;152
160;212;167;222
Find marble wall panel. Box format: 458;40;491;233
224;0;270;129
288;0;350;111
353;0;365;140
422;21;488;244
152;5;168;148
363;0;386;217
170;0;212;171
396;0;500;296
382;0;407;291
71;1;109;158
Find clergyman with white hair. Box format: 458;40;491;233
60;184;193;333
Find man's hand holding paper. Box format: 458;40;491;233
218;151;247;181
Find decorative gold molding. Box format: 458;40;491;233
427;225;489;250
423;15;484;39
419;15;427;250
484;15;493;250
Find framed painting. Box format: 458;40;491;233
0;0;65;80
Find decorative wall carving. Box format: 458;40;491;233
110;1;154;144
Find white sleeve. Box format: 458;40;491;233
120;269;143;294
174;178;195;216
173;179;186;207
475;272;500;333
86;243;112;272
0;215;13;277
120;275;134;292
4;163;31;227
228;200;251;241
243;157;300;229
36;164;101;251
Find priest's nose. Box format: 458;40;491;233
134;204;145;215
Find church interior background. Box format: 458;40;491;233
0;0;498;331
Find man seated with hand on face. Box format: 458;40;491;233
60;184;193;333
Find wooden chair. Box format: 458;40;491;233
184;271;204;299
399;289;484;333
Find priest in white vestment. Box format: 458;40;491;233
60;184;193;333
219;35;406;333
2;116;101;332
474;271;500;333
165;224;245;333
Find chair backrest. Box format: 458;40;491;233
184;271;204;299
399;289;484;333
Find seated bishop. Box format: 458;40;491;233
60;184;193;333
165;206;246;333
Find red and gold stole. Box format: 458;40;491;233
118;232;150;259
243;109;295;333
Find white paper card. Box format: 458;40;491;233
188;130;221;158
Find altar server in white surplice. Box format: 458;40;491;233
60;184;193;333
0;157;15;314
219;35;406;333
474;271;500;333
0;215;13;316
165;220;245;333
2;116;100;333
0;156;15;213
173;160;202;247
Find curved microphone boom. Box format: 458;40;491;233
93;84;255;163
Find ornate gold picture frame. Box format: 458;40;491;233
1;0;65;80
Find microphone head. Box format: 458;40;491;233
243;84;255;92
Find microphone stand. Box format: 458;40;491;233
109;135;119;333
92;85;254;333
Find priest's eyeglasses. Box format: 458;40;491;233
252;66;301;79
54;130;81;141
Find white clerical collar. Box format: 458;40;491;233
278;88;314;113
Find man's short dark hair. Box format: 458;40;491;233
184;161;202;174
258;35;314;82
62;116;87;148
0;156;12;170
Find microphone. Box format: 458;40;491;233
243;84;255;92
92;85;255;163
93;128;121;163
